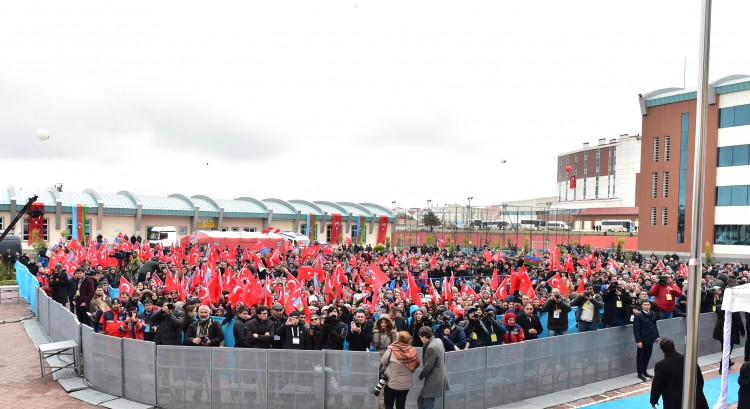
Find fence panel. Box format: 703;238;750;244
211;348;268;409
123;337;157;406
444;347;486;409
40;292;51;335
552;331;587;392
698;312;720;355
90;333;123;397
485;343;524;408
81;325;94;384
156;345;212;409
521;337;556;400
268;349;324;409
324;350;380;409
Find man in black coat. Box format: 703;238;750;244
320;308;347;350
49;263;69;306
602;279;631;327
276;311;312;350
151;302;182;345
633;299;660;381
649;338;708;409
345;309;373;351
739;361;750;409
233;306;252;348
247;306;275;349
516;303;544;340
184;305;224;347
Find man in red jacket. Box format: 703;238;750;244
649;274;682;320
99;298;128;337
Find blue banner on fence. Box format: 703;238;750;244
15;261;39;313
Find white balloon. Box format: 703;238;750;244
37;129;50;141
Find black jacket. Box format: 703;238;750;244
739;361;750;409
633;311;659;344
184;318;224;347
247;317;275;348
516;313;544;340
602;287;632;324
319;316;347;350
650;352;708;409
233;317;251;348
275;322;312;350
49;270;69;304
713;301;746;345
345;320;373;351
409;318;434;347
541;298;572;332
151;309;182;345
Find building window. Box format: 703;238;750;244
221;227;228;232
664;136;670;161
651;172;658;198
300;224;308;236
612;146;617;197
677;113;689;243
243;227;251;232
583;152;588;199
179;226;188;235
717;185;750;206
650;207;657;226
653;137;660;162
231;227;239;232
0;217;3;231
663;172;670;198
717;145;750;167
714;224;750;245
662;207;668;225
719;104;750;128
595;149;600;199
23;218;49;241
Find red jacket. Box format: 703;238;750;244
501;324;525;344
100;310;128;338
649;283;682;312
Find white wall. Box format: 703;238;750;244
714;207;750;225
714;244;750;256
719;89;750;108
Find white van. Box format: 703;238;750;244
147;226;179;248
544;221;571;231
281;231;311;247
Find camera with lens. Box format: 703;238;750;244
658;275;669;285
200;336;209;344
167;303;175;310
371;377;387;396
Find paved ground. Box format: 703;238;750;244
547;356;743;408
0;294;97;409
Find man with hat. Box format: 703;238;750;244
276;311;312;350
270;303;287;348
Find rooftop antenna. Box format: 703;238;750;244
683;57;687;88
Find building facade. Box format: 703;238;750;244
0;187;395;247
636;75;750;256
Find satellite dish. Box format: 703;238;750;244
37;129;50;141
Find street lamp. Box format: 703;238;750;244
467;197;473;250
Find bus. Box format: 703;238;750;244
519;220;542;230
480;221;512;230
599;219;633;232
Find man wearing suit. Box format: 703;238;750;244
71;267;95;326
633;299;660;381
516;303;543;340
417;326;448;409
650;338;708;409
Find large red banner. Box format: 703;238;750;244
377;216;389;245
28;202;45;245
331;214;342;244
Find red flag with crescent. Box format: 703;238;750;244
331;214;343;244
28;202;45;245
377;216;389;245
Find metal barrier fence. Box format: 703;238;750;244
33;286;723;409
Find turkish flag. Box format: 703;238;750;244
377;216;389;245
569;175;577;189
331;214;343;244
548;273;570;296
27;202;45;245
301;246;320;263
484;249;493;263
119;276;135;297
490;269;499;291
407;273;423;307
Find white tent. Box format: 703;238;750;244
714;282;750;408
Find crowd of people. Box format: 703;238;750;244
17;235;750;408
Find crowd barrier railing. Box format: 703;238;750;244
30;282;723;409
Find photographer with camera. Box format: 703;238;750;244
49;263;69;307
571;282;604;332
151;302;182;345
320;306;347;350
276;311;312;350
603;278;632;327
346;309;374;351
124;309;146;340
649;274;682;320
542;288;572;336
184;305;224;347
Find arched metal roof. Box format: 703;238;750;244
0;188;11;211
234;197;269;214
15;188;56;210
337;202;374;218
139;194;193;216
191;195;221;213
58;191;99;208
215;199;268;218
289;199;323;215
261;198;298;220
313;201;349;217
359;202;396;219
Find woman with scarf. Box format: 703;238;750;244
372;316;398;354
380;331;420;409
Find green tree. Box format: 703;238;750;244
425;234;436;246
422;210;441;232
704;242;713;265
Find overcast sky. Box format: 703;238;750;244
3;0;750;210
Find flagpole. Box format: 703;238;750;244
683;0;712;407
